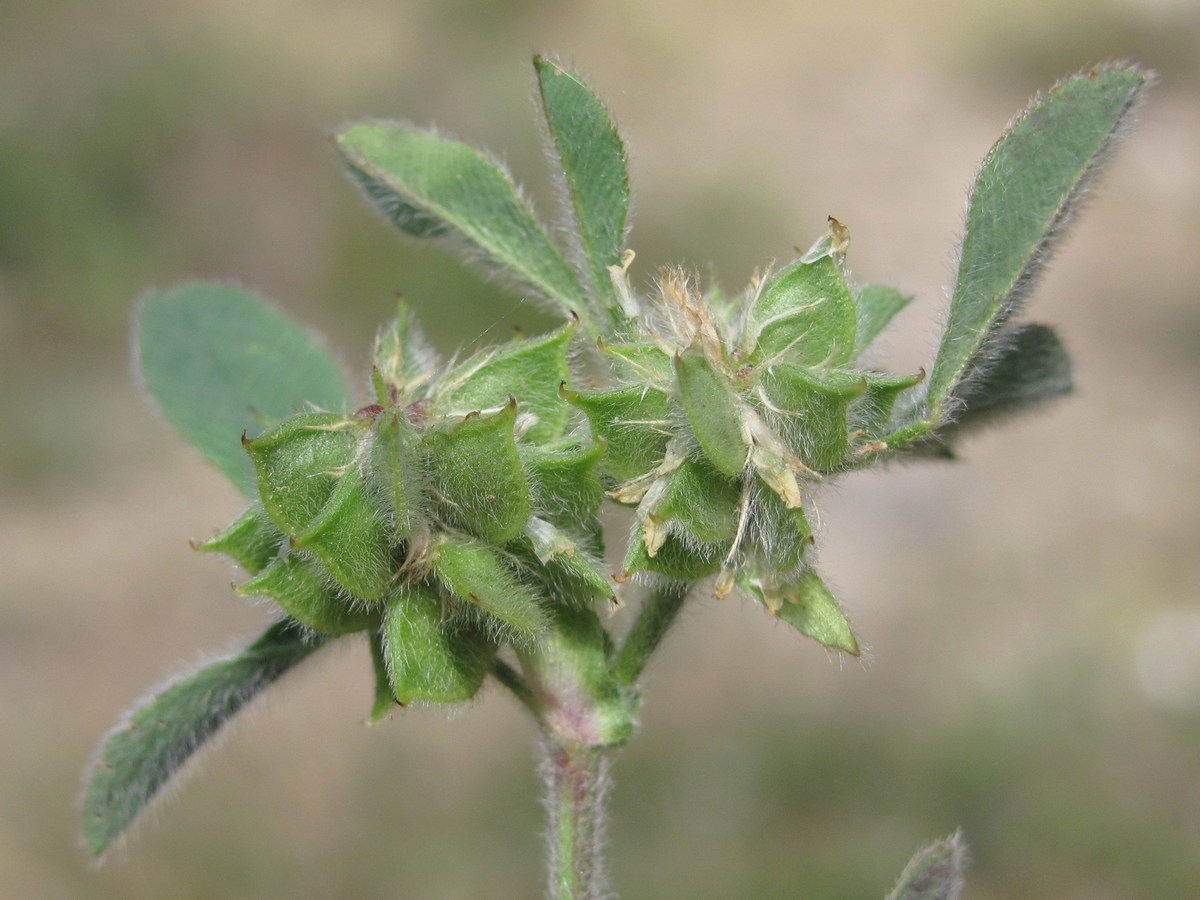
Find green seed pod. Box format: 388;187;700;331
622;527;726;581
382;583;496;705
432;534;548;638
749;481;813;577
566;384;672;482
243;412;363;535
648;457;742;545
238;554;375;635
674;348;749;477
757;365;865;471
195;504;284;575
522;438;605;528
520;517;614;605
743;570;859;656
291;467;395;601
370;408;427;541
438;321;575;444
744;251;857;368
425;400;531;545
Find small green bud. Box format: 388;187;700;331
239;554;375;635
647;457;741;546
382;583;496;705
521;517;614;605
425;400;531;545
853;369;926;440
749;482;813;577
674;348;749;477
374;300;436;396
622;527;726;581
195;504;284;575
432;534;548;638
243;412;363;534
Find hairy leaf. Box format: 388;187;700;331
886;832;969;900
82;622;328;854
137;283;349;496
534;55;630;329
337;123;586;326
927;65;1148;415
854;284;912;355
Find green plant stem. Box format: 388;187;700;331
611;582;690;688
542;737;613;900
492;657;539;715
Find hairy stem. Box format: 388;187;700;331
542;737;614;900
611;582;690;689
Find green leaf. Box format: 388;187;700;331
927;65;1148;416
238;554;376;635
945;323;1072;428
854;284;912;355
382;584;496;705
425;400;531;544
745;253;858;368
137;283;350;496
81;621;328;855
886;832;968;900
534;55;630;329
675;349;749;477
438;322;576;445
433;535;548;638
337;122;586;327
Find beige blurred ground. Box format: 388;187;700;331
1;1;1198;897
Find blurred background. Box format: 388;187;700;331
2;0;1198;897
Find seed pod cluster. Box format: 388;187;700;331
199;304;614;707
569;222;924;654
